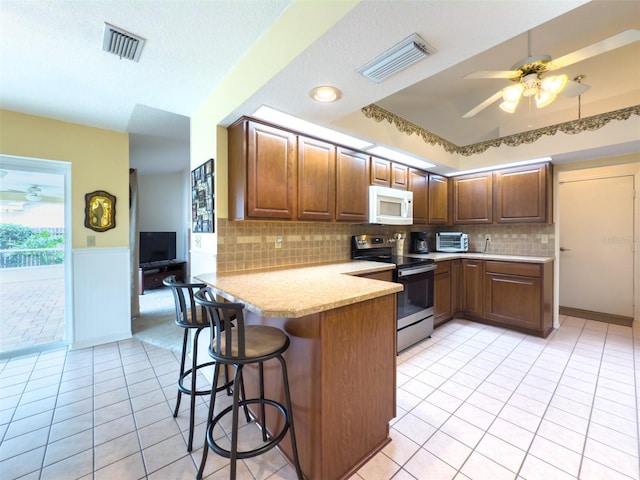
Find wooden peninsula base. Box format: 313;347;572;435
241;293;397;480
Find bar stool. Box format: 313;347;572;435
194;288;303;480
163;276;233;452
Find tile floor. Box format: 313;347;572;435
0;277;66;354
0;316;638;479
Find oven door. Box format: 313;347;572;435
396;264;435;352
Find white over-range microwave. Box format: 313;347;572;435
368;185;413;225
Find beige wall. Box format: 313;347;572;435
0;110;129;249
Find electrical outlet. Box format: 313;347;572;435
484;234;491;242
541;234;548;244
87;235;95;247
275;237;283;249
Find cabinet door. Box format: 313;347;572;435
408;168;428;224
434;261;452;327
391;164;409;190
428;174;448;225
247;121;297;219
451;259;462;315
494;163;551;223
484;272;541;331
452;173;492;224
462;259;483;317
336;148;370;222
370;157;390;187
298;136;336;221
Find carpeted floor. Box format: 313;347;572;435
132;286;183;352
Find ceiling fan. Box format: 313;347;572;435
0;184;44;202
462;29;640;118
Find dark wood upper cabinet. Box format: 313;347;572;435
494;163;551;223
452;172;493;224
408;168;428;225
298;136;336;221
228;119;297;220
370;157;391;187
336;148;370;222
428;174;448;225
391;163;409;190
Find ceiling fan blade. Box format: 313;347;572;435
463;70;521;80
560;80;591;97
548;29;640;70
463;90;504;118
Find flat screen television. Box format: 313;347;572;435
139;231;177;264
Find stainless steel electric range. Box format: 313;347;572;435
352;234;436;353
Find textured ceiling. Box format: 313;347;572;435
1;0;639;185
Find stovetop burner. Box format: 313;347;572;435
351;234;434;269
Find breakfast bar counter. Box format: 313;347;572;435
195;261;401;480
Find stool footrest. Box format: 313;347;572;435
176;361;218;396
206;398;290;460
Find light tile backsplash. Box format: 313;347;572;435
216;219;555;272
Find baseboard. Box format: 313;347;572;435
559;306;633;327
70;331;132;350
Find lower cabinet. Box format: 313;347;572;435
434;261;452;327
462;259;484;318
483;261;553;336
435;258;553;337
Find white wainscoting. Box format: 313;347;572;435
71;247;131;349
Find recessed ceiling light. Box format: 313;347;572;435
309;86;342;103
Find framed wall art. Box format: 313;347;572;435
191;158;214;233
84;190;116;232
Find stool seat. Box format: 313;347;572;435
214;325;288;359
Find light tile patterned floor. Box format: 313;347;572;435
0;316;638;479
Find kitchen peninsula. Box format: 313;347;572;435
196;261;402;480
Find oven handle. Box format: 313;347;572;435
397;264;437;277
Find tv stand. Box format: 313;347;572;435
139;260;186;294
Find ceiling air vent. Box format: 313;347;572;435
102;22;145;62
357;33;435;83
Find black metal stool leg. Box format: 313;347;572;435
187;328;202;451
237;367;251;423
230;364;243;479
197;362;220;480
259;362;267;441
174;328;189;418
278;355;304;480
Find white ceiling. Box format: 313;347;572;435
1;0;639;192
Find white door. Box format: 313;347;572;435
559;175;634;318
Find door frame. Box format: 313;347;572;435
0;154;73;348
554;161;639;326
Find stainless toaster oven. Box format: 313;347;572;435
435;232;469;252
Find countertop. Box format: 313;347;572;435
195;261;401;318
195;253;553;318
405;252;555;263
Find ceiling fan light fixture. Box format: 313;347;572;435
502;83;524;103
499;100;519;114
540;74;568;95
535;89;556;108
521;73;539;97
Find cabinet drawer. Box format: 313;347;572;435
485;261;541;277
435;260;450;275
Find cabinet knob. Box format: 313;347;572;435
559;247;571;252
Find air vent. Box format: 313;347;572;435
102;23;145;62
357;33;435;83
